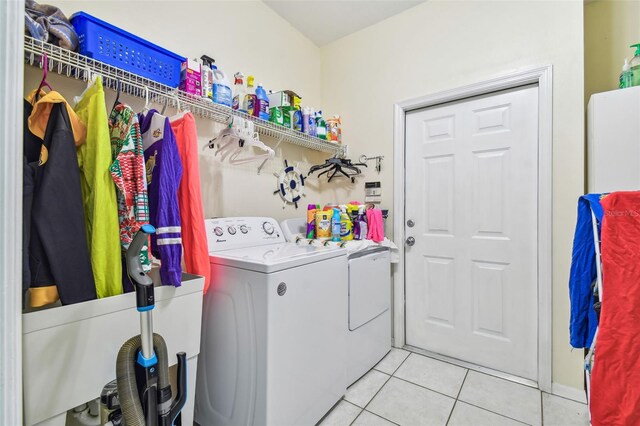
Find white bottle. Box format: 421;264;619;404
232;72;247;112
211;65;232;108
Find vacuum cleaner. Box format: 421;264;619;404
104;224;187;426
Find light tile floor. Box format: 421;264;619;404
319;349;589;426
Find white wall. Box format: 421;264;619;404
24;0;332;222
320;0;585;390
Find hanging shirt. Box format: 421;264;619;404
568;193;605;349
109;103;150;270
23;93;96;307
139;109;183;287
590;191;640;426
74;77;123;298
170;112;211;292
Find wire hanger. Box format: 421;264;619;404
308;156;367;183
110;78;122;113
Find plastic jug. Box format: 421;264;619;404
255;83;270;120
212;66;232;107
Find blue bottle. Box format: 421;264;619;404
331;208;341;242
254;83;270;121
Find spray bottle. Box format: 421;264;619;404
243;75;257;116
200;55;215;101
354;205;368;240
340;206;353;241
331;208;341;242
316;110;327;140
232;72;247;111
620;59;633;89
630;44;640;87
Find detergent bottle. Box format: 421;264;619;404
232;72;247;111
316;110;327;140
354;205;368;240
629;44;640;87
211;65;232;107
340;207;353;241
255;83;270;120
331;208;341;242
242;75;256;114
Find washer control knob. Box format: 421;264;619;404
228;226;237;235
214;227;224;236
239;225;249;234
262;222;275;235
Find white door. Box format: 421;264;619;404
404;85;539;381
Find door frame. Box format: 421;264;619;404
0;0;25;424
392;65;553;392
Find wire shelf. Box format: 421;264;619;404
23;36;346;156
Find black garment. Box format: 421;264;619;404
23;99;96;305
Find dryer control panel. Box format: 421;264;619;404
206;217;285;252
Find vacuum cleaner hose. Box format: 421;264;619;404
116;333;170;426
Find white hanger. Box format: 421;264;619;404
209;116;275;165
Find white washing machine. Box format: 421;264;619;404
195;217;348;426
280;218;391;385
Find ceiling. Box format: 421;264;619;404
263;0;425;46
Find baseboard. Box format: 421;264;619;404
551;382;587;404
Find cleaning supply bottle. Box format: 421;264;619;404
200;55;215;101
308;108;317;137
211;65;232;107
316;110;327;140
254;83;270;120
243;75;257;115
340;207;353;241
302;107;311;134
620;59;633;89
232;72;247;111
630;44;640;87
354;205;368;240
331;208;341;242
307;204;319;239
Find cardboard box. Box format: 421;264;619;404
179;59;202;96
268;90;301;108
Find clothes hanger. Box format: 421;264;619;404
34;53;53;102
308;157;367;183
110;78;122;113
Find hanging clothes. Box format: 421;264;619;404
170;112;211;292
590;191;640;426
23;91;96;307
568;193;605;349
139;109;183;287
109;103;151;274
74;77;123;298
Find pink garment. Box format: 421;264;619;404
366;208;384;243
170;113;211;293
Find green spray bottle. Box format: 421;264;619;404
629;44;640;87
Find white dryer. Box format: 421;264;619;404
280;218;391;385
195;217;348;426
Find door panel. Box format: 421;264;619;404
404;85;539;381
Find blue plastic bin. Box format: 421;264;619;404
70;12;185;88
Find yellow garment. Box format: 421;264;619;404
29;286;59;308
27;89;87;146
74;77;123;298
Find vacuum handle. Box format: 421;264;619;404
168;352;187;426
127;225;156;310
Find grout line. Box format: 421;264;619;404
542;390;587;406
392;375;459;401
540;391;544;426
445;400;458;426
389;350;412;375
454;401;532;426
456;370;469;400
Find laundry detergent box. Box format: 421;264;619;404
179;58;202;96
268;90;301;109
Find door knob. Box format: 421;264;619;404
406;237;415;246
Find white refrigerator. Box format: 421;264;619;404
588;86;640;193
